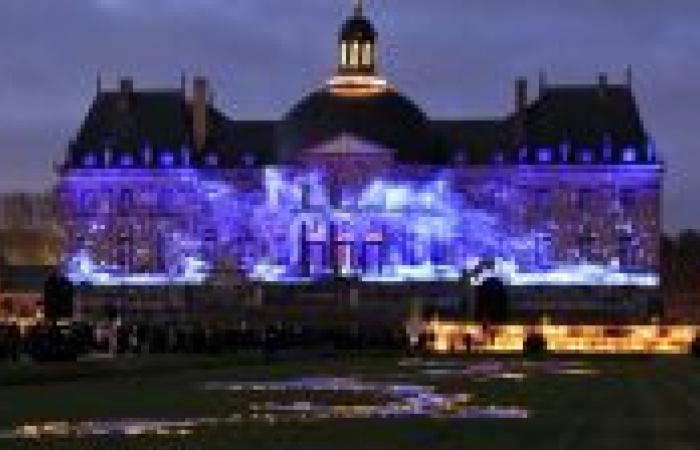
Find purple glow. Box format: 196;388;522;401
58;163;659;287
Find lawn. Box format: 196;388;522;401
1;354;699;449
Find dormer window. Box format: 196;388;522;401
83;153;97;167
205;153;219;167
454;150;468;164
622;147;637;163
578;148;593;163
120;153;134;167
537;148;552;163
159;151;174;167
242;153;256;166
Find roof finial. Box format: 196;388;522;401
354;0;363;16
96;72;102;94
625;65;633;88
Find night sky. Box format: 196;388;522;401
0;0;697;232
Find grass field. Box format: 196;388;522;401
1;353;699;449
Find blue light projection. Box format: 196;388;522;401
60;167;659;287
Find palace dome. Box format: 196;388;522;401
278;87;448;164
340;14;376;43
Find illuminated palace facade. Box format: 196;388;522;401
58;4;662;322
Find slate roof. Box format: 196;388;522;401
280;88;449;164
65;80;655;168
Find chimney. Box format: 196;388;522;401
515;77;528;113
625;65;633;88
118;77;133;111
120;77;134;94
192;76;208;151
538;70;548;96
598;72;608;94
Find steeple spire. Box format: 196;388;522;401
354;0;363;16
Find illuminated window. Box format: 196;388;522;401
518;147;528;163
341;43;348;66
622;147;637;163
120;153;134;167
83;153;97;167
350;41;359;66
159;152;174;167
242;153;256;166
578;148;594;163
362;42;373;66
537;148;552;163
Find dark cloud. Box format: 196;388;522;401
0;0;698;232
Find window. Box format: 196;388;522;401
362;42;373;66
453;151;468;164
120;153;134;167
159;152;174;167
618;234;634;267
578;148;593;163
120;189;134;210
537;148;552;163
578;189;593;211
205;153;219;167
533;188;550;209
301;183;311;210
83;153;97;167
242;153;256;166
81;191;98;211
578;232;595;261
518;147;528;163
350;41;359;66
341;43;348;66
622;147;637;163
620;188;636;210
559;142;571;162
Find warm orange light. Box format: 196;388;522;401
419;320;698;354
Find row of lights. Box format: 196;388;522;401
80;150;257;169
455;144;656;165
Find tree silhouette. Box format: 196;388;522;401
475;277;509;323
43;272;74;323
